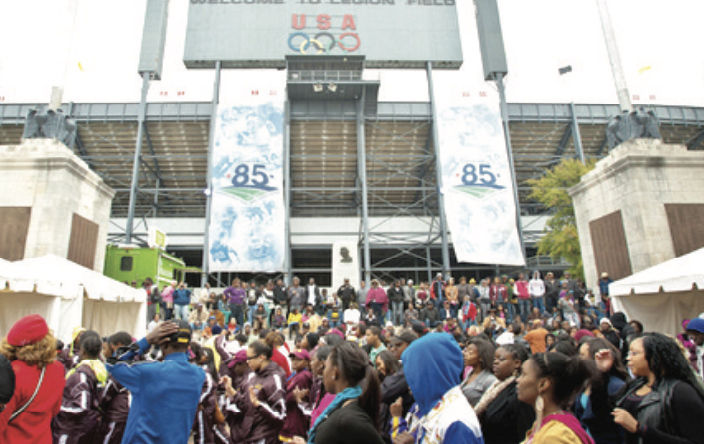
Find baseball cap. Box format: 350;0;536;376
390;330;418;345
686;318;704;334
168;320;193;344
228;349;248;367
290;349;311;361
600;318;612;326
411;321;428;335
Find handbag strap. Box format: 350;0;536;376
9;365;46;423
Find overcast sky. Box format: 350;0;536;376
0;0;702;107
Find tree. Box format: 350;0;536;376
526;159;596;280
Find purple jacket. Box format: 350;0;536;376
224;286;246;305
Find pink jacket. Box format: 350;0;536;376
365;287;388;312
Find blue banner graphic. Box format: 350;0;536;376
208;102;285;272
437;101;525;266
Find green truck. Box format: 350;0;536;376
103;245;197;289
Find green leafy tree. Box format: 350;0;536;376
526;159;596;280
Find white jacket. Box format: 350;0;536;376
528;272;545;298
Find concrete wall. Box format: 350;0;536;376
570;139;704;293
0;139;115;271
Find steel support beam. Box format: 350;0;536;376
357;88;372;285
284;100;292;285
125;73;151;244
201;61;222;287
495;72;527;263
552;124;572;165
426;62;451;277
570;102;585;163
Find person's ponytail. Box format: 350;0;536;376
358;361;382;430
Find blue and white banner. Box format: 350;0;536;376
437;100;525;266
208;101;285;272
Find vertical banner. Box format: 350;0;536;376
436;100;525;266
208;101;285;272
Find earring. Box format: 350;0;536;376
535;394;544;414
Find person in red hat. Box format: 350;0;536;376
279;349;313;442
0;314;66;444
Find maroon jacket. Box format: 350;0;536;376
279;368;313;439
94;376;130;444
57;348;79;374
193;368;230;444
51;364;103;444
227;361;286;442
224;367;253;443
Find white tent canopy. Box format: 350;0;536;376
610;248;704;296
610;247;704;336
0;255;147;343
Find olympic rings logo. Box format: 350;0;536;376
288;32;361;54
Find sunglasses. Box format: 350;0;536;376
246;355;261;361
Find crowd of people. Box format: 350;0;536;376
2;269;704;444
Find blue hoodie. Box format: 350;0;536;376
402;333;483;444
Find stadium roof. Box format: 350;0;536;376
1;101;702;219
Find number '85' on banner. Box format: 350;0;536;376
454;163;505;199
220;163;278;202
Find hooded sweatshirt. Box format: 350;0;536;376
529;271;545;298
402;333;483;444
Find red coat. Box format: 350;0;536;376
0;360;65;444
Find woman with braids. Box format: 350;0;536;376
460;337;497;406
291;341;384;444
575;338;628;444
0;314;66;443
517;352;595;444
476;344;535;444
613;332;704;444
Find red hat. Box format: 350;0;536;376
290;350;311;361
7;314;49;347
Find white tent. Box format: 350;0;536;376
0;255;147;343
610;247;704;336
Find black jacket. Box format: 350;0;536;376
615;377;704;444
388;287;404;303
480;381;534;444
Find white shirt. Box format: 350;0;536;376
307;285;317;306
344;308;361;324
496;331;515;345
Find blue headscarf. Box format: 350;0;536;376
402;333;463;417
307;385;362;444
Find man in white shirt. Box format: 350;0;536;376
305;277;321;313
528;271;546;315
